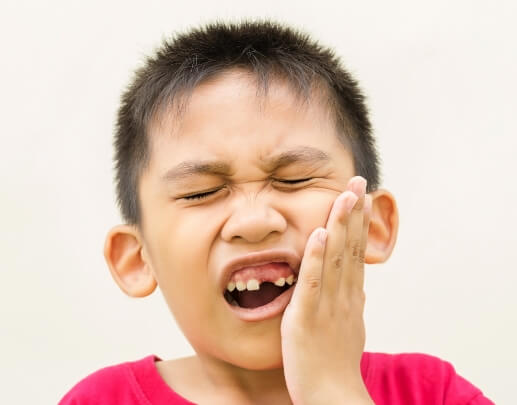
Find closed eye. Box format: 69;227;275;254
275;178;313;185
182;187;224;201
181;179;313;201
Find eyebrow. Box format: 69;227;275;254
161;146;331;183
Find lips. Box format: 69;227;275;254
218;249;301;321
224;285;296;321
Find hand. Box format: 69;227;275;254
280;176;374;405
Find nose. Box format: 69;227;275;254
221;196;287;243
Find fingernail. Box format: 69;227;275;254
350;177;367;196
316;227;328;245
344;193;359;213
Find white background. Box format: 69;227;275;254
1;1;515;403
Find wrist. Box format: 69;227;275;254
299;381;375;405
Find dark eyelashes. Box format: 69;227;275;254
276;178;312;185
183;189;221;201
182;178;313;201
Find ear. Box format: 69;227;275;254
365;189;399;264
104;225;157;297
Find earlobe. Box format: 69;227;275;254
364;189;399;264
104;225;157;297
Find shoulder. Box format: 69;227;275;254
363;352;494;404
58;355;158;405
366;351;456;377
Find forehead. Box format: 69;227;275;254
147;71;348;174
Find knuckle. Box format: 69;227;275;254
356;249;366;264
305;276;321;290
331;253;344;269
350;239;363;259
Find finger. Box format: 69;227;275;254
319;190;358;306
353;193;372;289
290;227;328;314
340;179;368;292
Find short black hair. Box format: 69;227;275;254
114;20;381;225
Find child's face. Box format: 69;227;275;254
139;71;356;369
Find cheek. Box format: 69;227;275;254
143;215;216;312
147;227;219;342
146;224;225;355
145;205;217;272
281;190;335;229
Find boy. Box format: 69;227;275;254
59;21;494;404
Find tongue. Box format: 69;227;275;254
237;283;285;309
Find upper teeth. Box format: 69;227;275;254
227;275;296;292
274;277;286;287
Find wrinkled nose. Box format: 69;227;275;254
220;200;287;243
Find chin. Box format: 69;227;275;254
223;329;285;370
230;350;284;371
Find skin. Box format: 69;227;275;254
104;70;399;405
281;178;373;404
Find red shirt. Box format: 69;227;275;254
59;352;494;404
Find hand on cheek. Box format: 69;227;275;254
280;176;374;405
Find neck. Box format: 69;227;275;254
194;352;293;405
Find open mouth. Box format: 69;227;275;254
220;259;300;320
223;281;295;309
221;261;298;310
